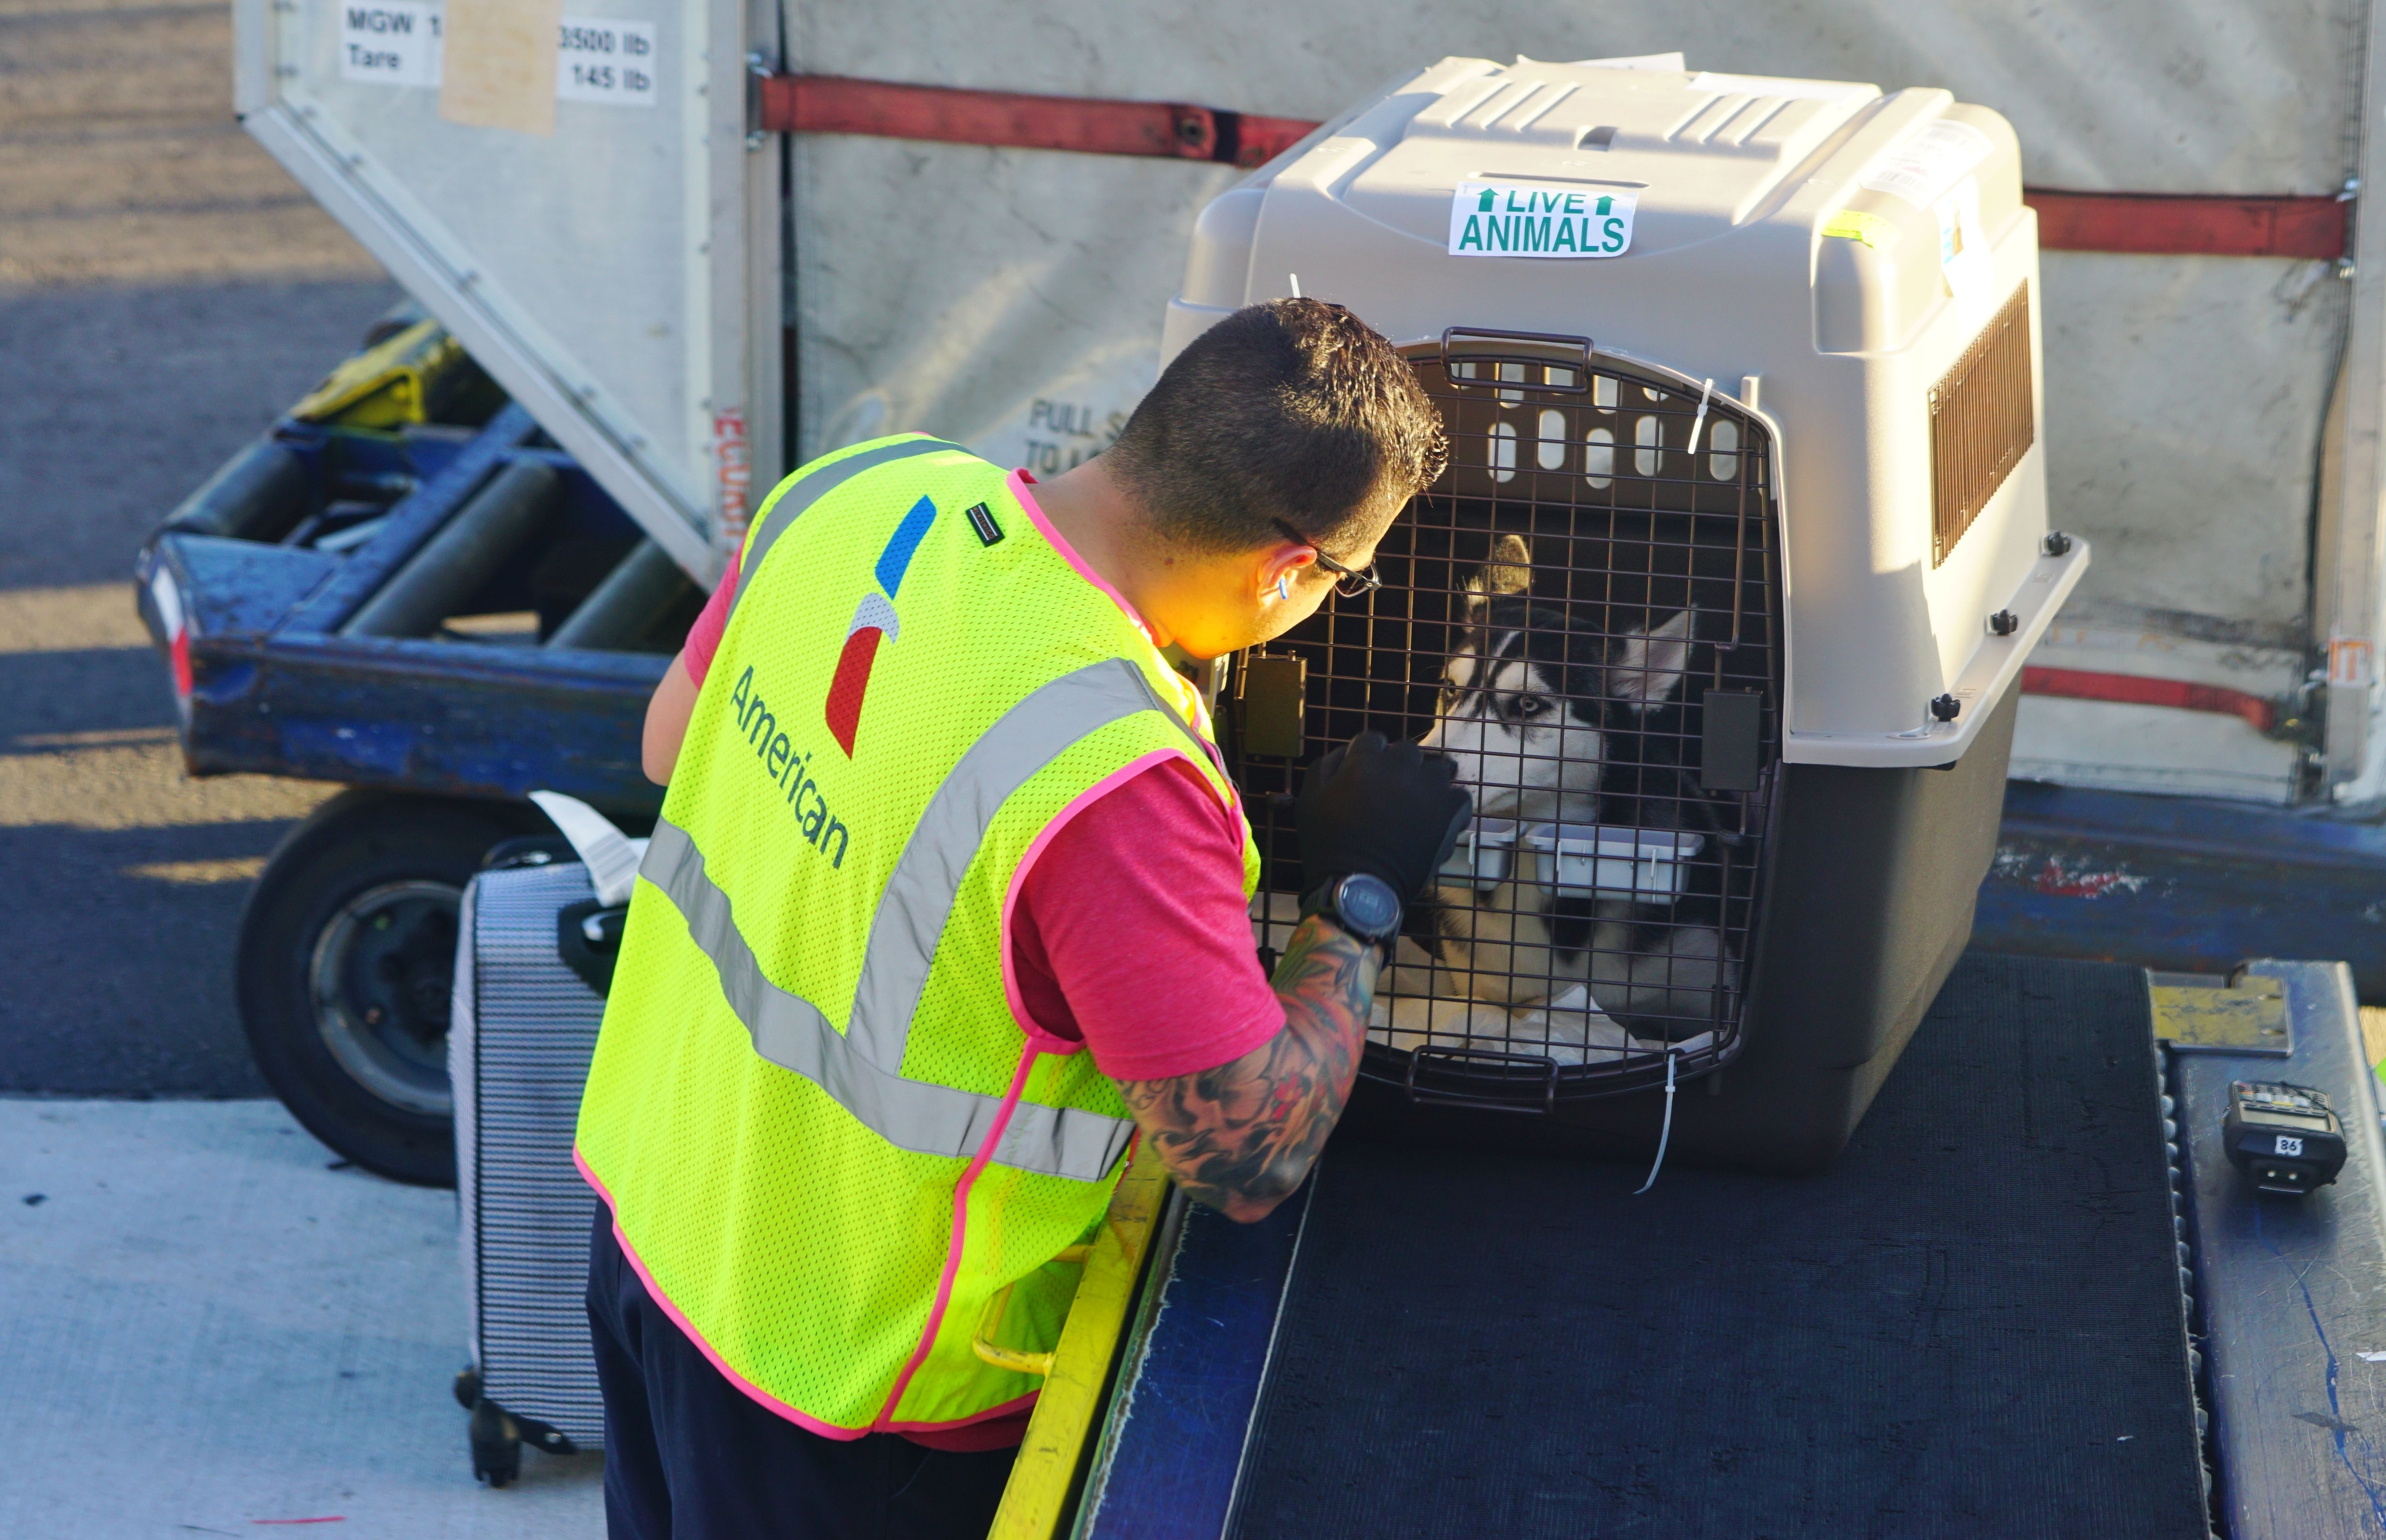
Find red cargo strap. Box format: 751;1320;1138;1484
2023;189;2348;259
2021;666;2277;732
758;74;1315;169
762;75;2352;258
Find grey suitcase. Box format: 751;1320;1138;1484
450;833;624;1485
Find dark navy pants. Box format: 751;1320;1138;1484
586;1206;1017;1540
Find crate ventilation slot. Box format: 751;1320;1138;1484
1928;280;2034;567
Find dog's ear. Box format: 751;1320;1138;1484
1462;533;1532;621
1608;610;1694;710
1484;533;1531;596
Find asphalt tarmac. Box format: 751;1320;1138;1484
2;0;401;1095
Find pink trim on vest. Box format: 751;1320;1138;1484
998;746;1192;1052
871;1045;1039;1430
575;1148;867;1441
880;1388;1042;1434
579;1142;1049;1441
1008;470;1150;639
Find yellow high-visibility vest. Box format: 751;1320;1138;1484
576;435;1258;1436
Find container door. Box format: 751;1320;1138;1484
233;0;780;581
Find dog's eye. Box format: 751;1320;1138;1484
1512;695;1549;719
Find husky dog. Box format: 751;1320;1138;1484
1385;534;1737;1057
1416;537;1694;827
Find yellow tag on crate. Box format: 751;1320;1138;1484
1822;209;1901;251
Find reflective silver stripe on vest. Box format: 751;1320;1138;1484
1140;669;1219;776
733;437;965;615
846;657;1194;1072
640;818;1137;1183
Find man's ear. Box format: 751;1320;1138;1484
1465;533;1533;619
1256;538;1317;599
1608;610;1694;709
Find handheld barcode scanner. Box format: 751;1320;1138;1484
2222;1082;2348;1196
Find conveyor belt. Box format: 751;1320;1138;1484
1078;953;2215;1538
2173;961;2386;1538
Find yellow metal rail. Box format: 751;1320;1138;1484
985;1140;1170;1540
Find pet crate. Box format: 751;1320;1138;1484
1170;58;2089;1172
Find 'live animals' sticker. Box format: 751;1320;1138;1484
1449;181;1639;259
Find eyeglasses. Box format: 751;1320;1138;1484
1271;518;1382;599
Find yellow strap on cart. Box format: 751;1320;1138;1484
971;1243;1093;1378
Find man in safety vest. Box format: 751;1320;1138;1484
578;298;1470;1538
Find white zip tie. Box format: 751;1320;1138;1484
1686;377;1715;457
1634;1047;1681;1195
1289;272;1303;299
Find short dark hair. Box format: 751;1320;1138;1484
1106;299;1447;555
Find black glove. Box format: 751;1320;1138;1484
1296;730;1473;912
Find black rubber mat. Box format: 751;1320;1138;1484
1230;953;2210;1539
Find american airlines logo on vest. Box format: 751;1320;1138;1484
728;666;851;868
824;494;938;756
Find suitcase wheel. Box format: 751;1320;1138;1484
469;1395;521;1488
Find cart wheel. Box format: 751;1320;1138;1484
237;790;540;1186
468;1396;522;1488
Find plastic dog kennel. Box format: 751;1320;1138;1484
1170;58;2090;1172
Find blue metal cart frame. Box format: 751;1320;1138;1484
137;399;672;820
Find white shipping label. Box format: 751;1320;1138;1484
1935;178;1995;324
1449;182;1638;260
340;2;444;88
2277;1135;2306;1157
1859;119;1992;208
557;18;657;106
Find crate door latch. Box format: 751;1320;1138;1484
1238;653;1308;758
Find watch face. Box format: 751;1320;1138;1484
1337;874;1402;938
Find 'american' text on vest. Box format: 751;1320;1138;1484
730;665;851;867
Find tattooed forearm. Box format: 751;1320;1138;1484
1118;914;1379;1223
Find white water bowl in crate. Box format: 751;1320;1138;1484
1437;817;1520;890
1524;824;1704;903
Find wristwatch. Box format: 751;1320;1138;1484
1300;872;1403;948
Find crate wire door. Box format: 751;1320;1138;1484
1225;336;1782;1109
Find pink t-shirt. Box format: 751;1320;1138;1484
676;482;1282;1450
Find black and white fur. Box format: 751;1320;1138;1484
1416;538;1691;827
1378;535;1736;1059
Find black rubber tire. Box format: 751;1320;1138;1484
236;790;540;1186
